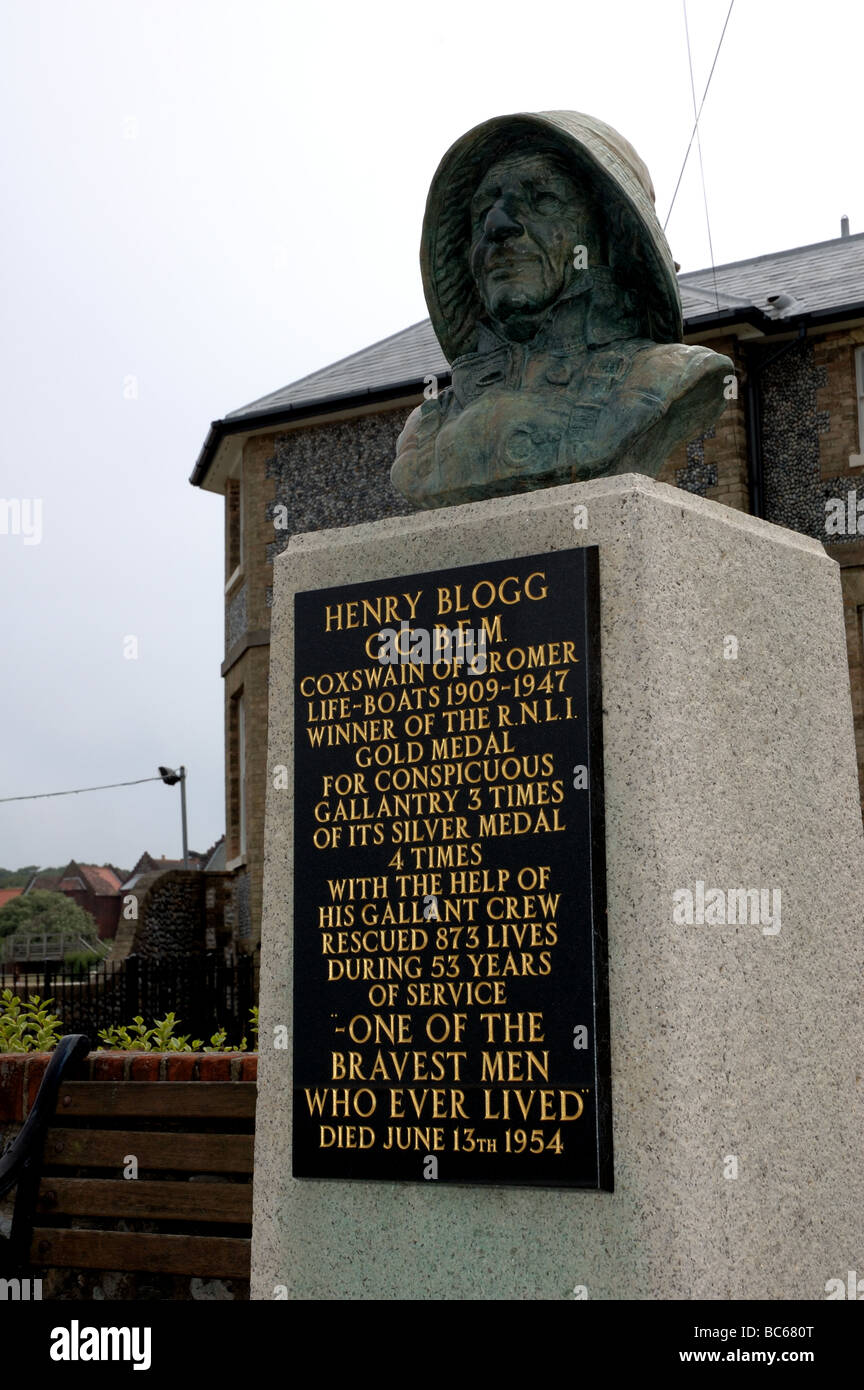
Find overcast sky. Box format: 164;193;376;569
1;0;861;871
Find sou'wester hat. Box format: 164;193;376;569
420;110;684;361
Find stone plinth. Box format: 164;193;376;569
252;474;864;1300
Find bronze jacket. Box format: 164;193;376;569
392;282;732;510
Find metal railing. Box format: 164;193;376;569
0;953;255;1044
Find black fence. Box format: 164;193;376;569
0;953;255;1048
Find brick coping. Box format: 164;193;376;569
0;1052;258;1124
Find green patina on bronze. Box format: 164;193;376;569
391;110;733;509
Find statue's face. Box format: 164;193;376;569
469;152;591;329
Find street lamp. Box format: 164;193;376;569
158;765;189;869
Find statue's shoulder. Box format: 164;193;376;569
395;389;453;452
610;340;734;476
625;340;733;405
395;401;424;454
392;391;455;505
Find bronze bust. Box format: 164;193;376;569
391;111;733;509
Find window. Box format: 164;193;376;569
237;692;246;859
229;691;247;863
226;476;244;582
853;347;864;467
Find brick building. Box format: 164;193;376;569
121;850;206;890
192;228;864;950
24;862;123;940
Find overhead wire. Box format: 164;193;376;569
0;776;164;805
683;0;721;308
663;0;735;246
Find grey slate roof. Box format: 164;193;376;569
225;319;448;421
222;232;864;425
678;231;864;320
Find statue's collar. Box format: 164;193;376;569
469;266;640;362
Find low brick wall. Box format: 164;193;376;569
0;1051;257;1302
0;1051;257;1126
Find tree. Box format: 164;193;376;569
0;865;40;889
0;890;97;942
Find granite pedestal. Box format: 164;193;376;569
252;474;864;1300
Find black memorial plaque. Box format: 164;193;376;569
292;548;611;1188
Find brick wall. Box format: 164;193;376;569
815;328;864;478
224;645;269;946
60;889;121;942
244;435;279;633
834;550;864;814
225;478;241;580
222;403;419;950
657;334;750;512
0;1050;258;1128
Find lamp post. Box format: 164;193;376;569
158;765;189;869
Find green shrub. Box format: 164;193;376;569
0;996;259;1054
0;991;64;1052
63;950;98;972
97;1007;259;1052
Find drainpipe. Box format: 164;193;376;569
744;360;764;519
